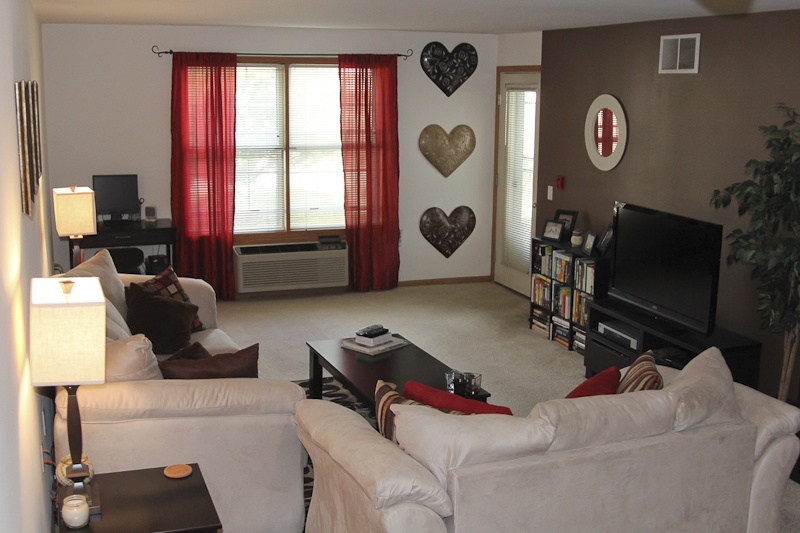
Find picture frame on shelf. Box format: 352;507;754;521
597;224;614;256
555;209;579;233
542;219;566;242
582;232;596;255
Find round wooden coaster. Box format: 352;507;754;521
164;464;193;479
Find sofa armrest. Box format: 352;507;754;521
119;273;218;329
733;382;800;460
295;400;452;518
56;378;303;421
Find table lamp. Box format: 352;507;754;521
52;186;97;267
30;276;105;513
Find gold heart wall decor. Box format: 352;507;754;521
419;206;476;258
418;124;476;178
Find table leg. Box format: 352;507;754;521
309;348;323;399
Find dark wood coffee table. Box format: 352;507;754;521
307;336;490;409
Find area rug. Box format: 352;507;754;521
293;377;377;514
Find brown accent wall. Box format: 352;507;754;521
538;10;800;397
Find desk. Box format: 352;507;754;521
70;218;176;271
56;464;222;532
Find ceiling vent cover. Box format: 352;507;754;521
659;33;700;74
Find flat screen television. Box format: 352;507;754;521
92;174;140;222
608;201;723;335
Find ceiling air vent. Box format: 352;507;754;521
659;33;700;74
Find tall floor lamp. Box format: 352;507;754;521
52;186;97;267
30;276;106;513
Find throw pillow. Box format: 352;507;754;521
402;381;513;415
62;249;127;317
106;334;163;382
376;380;423;442
105;299;132;341
125;282;198;354
132;266;203;332
158;344;259;379
166;341;213;361
617;352;663;393
566;366;621;398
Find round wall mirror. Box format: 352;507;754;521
584;94;627;171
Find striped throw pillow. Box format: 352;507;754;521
617;352;663;393
376;380;423;442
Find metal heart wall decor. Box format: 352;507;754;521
419;206;476;258
418;124;476;178
420;42;478;97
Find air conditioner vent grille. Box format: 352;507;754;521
233;243;348;293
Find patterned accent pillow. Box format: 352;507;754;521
133;266;203;332
376;380;422;442
617;352;663;393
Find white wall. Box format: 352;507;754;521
1;0;56;530
42;24;540;283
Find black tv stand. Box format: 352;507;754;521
585;298;761;389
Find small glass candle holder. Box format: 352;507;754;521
445;369;465;395
463;372;482;398
62;494;90;528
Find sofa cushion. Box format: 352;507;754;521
158;344;259;379
617;352;663;393
132;266;203;332
63;249;127;317
106;334;163;382
529;389;677;452
566;366;621;398
402;380;513;415
391;403;555;490
663;346;742;431
105;299;132;341
126;282;198;354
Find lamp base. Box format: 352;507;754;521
63;480;101;516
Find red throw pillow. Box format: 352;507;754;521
565;366;621;398
402;381;513;415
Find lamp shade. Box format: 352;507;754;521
30;277;106;387
53;187;97;238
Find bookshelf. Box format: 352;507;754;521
530;237;607;351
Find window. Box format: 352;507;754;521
234;60;345;238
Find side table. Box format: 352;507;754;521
56;464;221;533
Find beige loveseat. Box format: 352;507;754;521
53;250;306;533
296;347;800;533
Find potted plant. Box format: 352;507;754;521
711;104;800;402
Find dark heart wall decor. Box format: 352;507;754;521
419;206;476;258
418;124;476;178
420;42;478;97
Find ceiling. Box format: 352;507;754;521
30;0;800;34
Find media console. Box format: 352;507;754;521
585;298;761;389
69;218;176;271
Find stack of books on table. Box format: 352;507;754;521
341;324;409;355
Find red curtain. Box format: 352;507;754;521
338;55;400;292
170;52;237;300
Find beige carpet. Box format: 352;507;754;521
216;281;799;531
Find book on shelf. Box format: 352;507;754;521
533;242;553;277
531;274;552;308
341;336;409;355
551;250;573;283
551;314;570;329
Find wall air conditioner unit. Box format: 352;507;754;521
233;240;348;293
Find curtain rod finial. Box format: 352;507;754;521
151;45;173;58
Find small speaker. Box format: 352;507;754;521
145;206;157;222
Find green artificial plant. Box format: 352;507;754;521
711;104;800;402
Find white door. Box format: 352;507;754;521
493;71;540;296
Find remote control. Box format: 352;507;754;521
356;324;385;337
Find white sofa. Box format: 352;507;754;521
53;251;306;533
296;347;800;533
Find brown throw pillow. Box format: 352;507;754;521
617;352;664;393
132;266;203;332
167;341;213;361
125;283;198;354
158;344;259;379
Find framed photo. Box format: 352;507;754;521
582;232;596;255
555;209;579;233
597;224;614;255
542;219;566;242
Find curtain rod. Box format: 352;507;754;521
151;45;413;60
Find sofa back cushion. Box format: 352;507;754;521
529;389;677;452
392;403;554;490
663;346;742;431
62;249;127;317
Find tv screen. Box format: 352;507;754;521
92;174;140;221
608;202;723;335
